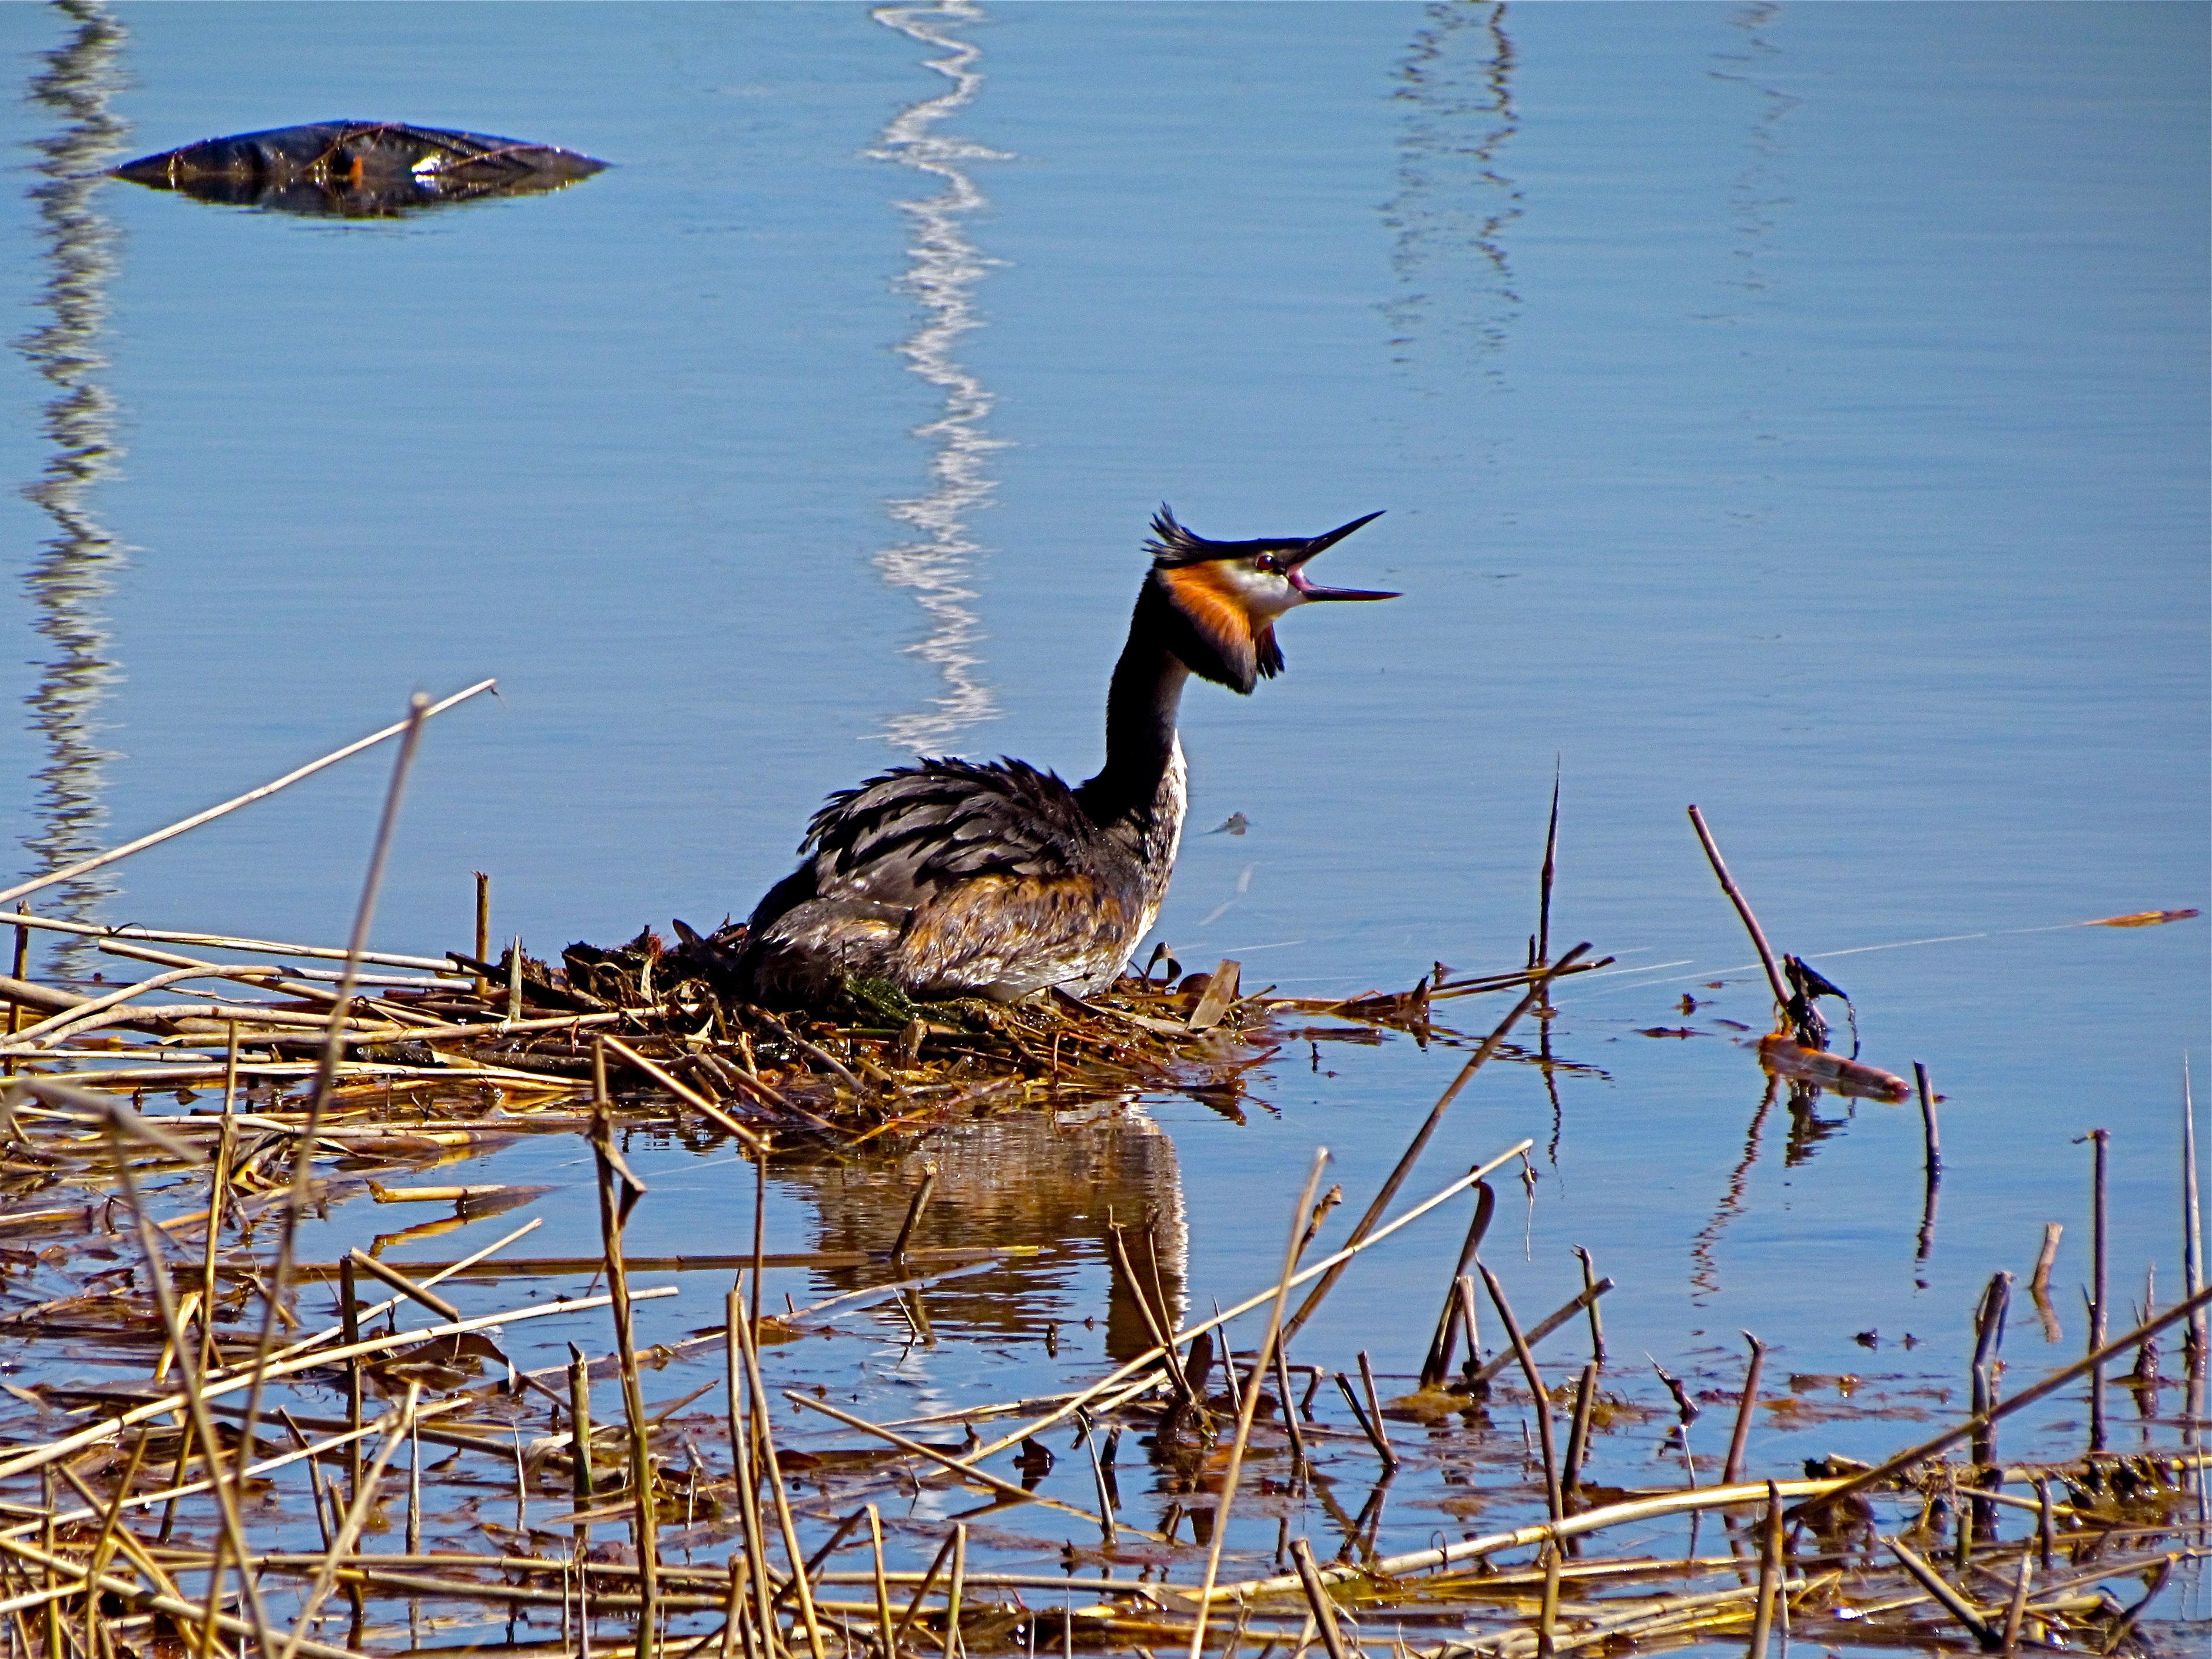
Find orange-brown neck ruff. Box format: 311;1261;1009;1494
1155;561;1273;692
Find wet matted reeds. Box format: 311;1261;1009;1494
0;691;2198;1657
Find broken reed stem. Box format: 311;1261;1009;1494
1560;1362;1598;1498
944;1524;966;1659
735;1274;828;1659
721;1300;775;1657
1287;1538;1351;1659
590;1052;661;1659
1914;1062;1941;1177
1480;1262;1563;1522
890;1165;939;1260
1746;1482;1783;1659
1421;1182;1496;1387
1186;1149;1330;1659
1285;954;1587;1342
2088;1127;2110;1454
1537;764;1560;969
1573;1244;1606;1365
1684;805;1790;1017
473;871;490;998
1723;1332;1765;1488
2185;1059;2205;1418
1970;1272;2012;1475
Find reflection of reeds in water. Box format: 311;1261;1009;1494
1380;1;1521;387
778;1107;1188;1364
15;1;128;981
868;0;1008;751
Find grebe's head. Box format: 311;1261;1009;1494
1144;506;1397;693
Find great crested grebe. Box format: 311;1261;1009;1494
732;508;1396;1007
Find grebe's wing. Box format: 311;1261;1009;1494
739;758;1144;1003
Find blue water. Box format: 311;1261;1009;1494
0;0;2206;1580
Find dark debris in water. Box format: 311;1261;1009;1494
111;121;605;217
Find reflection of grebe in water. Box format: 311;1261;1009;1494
782;1105;1188;1365
734;510;1396;1008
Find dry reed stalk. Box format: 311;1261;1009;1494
0;678;493;912
1285;953;1588;1341
1465;1280;1614;1389
2184;1060;2205;1421
1570;1246;1604;1366
589;1050;661;1659
1788;1280;2212;1522
2087;1127;2110;1453
735;1275;827;1659
275;1215;544;1359
1998;1545;2033;1654
344;1246;460;1320
1559;1363;1597;1499
943;1524;967;1659
1202;1478;1846;1608
474;871;490;997
1745;1482;1782;1659
1722;1333;1764;1488
1288;1538;1352;1659
724;1299;778;1659
890;1165;941;1260
1914;1062;1942;1177
866;1507;894;1659
1879;1536;1995;1649
1969;1272;2012;1485
1683;807;1789;1016
274;1383;424;1659
1356;1353;1397;1471
1273;1332;1309;1469
1187;1150;1331;1659
1335;1373;1394;1469
951;1147;1533;1476
1479;1265;1561;1522
1420;1184;1495;1386
893;1533;957;1651
602;1033;768;1153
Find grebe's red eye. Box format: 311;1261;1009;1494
1254;553;1279;575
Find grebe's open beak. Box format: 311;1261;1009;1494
1286;511;1398;601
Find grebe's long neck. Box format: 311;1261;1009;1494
1077;582;1192;871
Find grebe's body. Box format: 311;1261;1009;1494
733;509;1392;1008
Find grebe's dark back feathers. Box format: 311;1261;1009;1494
798;757;1096;884
735;756;1149;1007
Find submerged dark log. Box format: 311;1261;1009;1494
111;121;605;217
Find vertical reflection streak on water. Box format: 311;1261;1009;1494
16;1;128;981
867;0;1009;752
1710;1;1800;527
1689;1076;1776;1304
1379;1;1521;392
